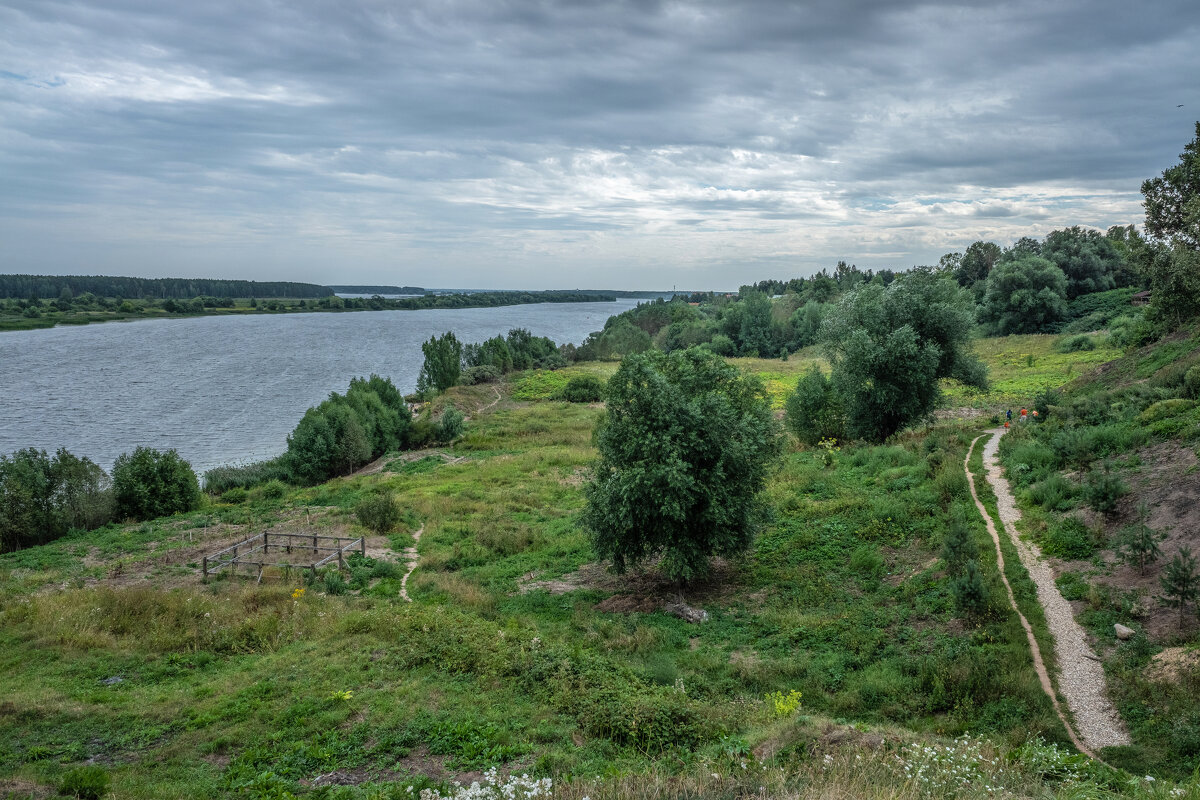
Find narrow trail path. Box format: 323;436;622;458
965;429;1130;757
399;525;423;603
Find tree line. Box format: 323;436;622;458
0;275;332;300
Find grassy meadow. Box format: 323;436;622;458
3;336;1198;799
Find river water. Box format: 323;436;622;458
0;301;636;474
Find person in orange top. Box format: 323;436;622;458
1020;407;1027;422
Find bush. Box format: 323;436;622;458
460;365;502;385
1;448;113;552
1083;468;1127;517
437;407;466;442
203;456;289;494
260;480;287;500
558;375;605;403
1043;517;1097;560
1185;365;1200;399
1056;334;1096;353
111;447;201;521
221;487;248;504
785;365;844;445
849;545;884;586
1138;398;1196;423
58;765;110;799
356;494;401;534
1027;473;1075;511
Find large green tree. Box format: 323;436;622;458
1142;121;1200;249
417;332;463;394
582;348;781;583
1040;226;1122;298
979;256;1069;334
823;271;986;442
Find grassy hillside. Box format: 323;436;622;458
2;340;1198;799
994;330;1200;778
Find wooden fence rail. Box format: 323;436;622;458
202;530;366;582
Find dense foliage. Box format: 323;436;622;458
0;448;112;552
284;375;412;485
0;274;331;299
111;446;201;521
583;347;781;582
979;257;1069;334
821;271;987;442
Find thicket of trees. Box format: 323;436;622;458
417;328;570;396
284;375;413;485
1;446;201;552
0;275;331;300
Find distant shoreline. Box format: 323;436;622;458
0;290;631;333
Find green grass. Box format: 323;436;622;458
941;334;1124;409
3;362;1196;798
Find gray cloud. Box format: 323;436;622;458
0;0;1197;288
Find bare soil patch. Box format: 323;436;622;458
1054;442;1200;641
518;558;742;619
1145;646;1200;684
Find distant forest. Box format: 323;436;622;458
327;285;425;294
0;275;332;300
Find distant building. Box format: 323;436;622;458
1132;290;1152;306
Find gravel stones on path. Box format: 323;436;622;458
980;429;1130;751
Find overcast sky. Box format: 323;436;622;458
1;0;1197;289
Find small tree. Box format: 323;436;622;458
1083;466;1127;517
111;447;200;521
952;561;990;616
1115;506;1165;575
1160;546;1199;630
417;332;462;394
784;365;843;445
582;348;781;583
941;513;979;579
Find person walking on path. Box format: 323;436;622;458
1020;407;1028;422
1006;409;1012;423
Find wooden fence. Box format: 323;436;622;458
202;531;366;583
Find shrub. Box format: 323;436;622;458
460;365;502;385
951;561;990;615
1138;398;1196;423
437;407;466;442
111;447;201;521
1027;473;1075;511
1185;365;1200;399
1056;334;1096;352
1043;517;1097;560
1055;571;1090;601
355;494;401;534
322;569;348;596
203;456;289;494
58;766;110;799
558;375;605;403
221;487;248;504
849;545;884;585
260;480;287;500
1083;468;1127;517
785;365;844;445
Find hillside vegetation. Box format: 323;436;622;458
4;337;1200;799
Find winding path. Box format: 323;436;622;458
965;429;1129;756
399;525;423;603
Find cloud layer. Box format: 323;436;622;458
1;0;1197;288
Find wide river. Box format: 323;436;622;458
0;300;638;475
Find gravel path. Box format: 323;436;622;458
971;429;1130;753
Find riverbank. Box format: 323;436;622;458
0;290;623;333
